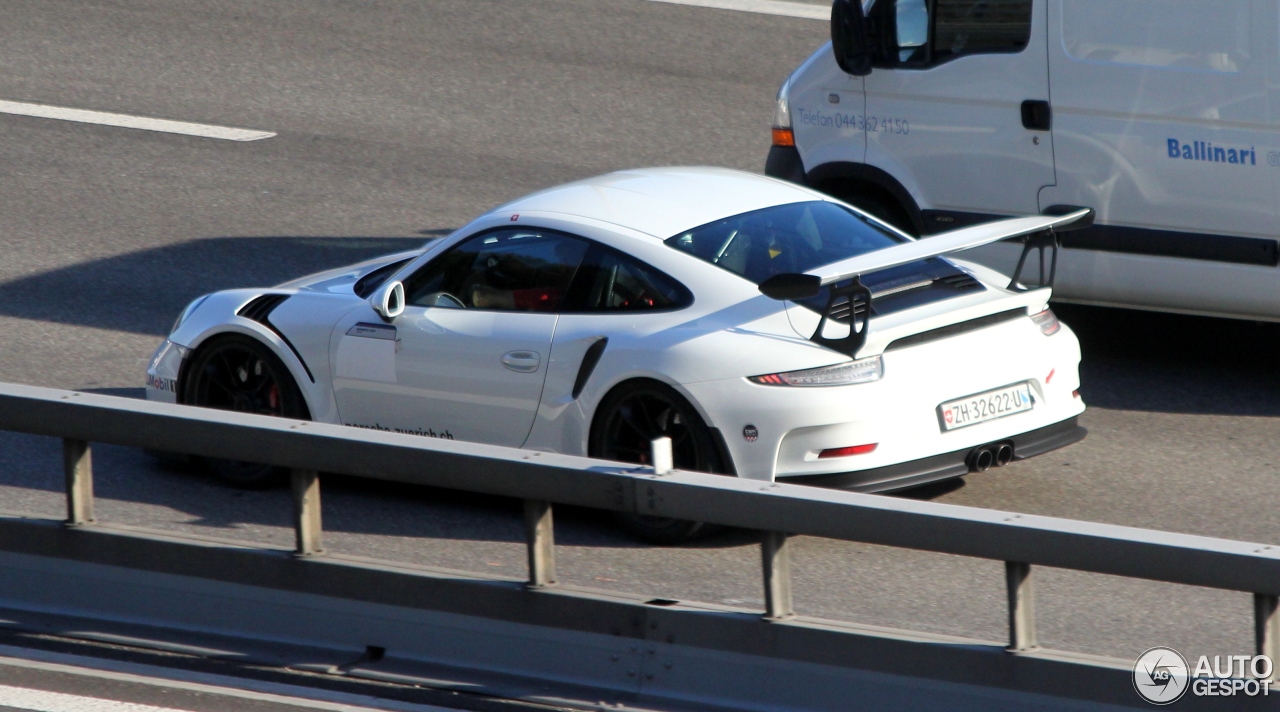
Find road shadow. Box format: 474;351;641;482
895;478;966;501
1054;304;1280;416
0;236;435;337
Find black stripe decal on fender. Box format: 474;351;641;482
236;294;316;383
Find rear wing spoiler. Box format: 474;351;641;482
759;207;1094;357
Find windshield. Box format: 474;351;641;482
664;201;905;285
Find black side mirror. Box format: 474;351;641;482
831;0;873;76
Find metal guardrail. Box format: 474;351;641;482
0;381;1278;671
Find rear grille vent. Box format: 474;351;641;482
237;294;289;324
938;273;983;291
884;308;1025;352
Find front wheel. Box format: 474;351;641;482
181;335;310;488
589;379;727;545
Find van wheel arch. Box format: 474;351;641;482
806;162;924;236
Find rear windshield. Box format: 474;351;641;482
664;201;905;285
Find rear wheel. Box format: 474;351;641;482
181;335;310;488
590;379;726;545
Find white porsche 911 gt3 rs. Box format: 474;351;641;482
146;167;1088;540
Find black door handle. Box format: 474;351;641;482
1021;100;1052;131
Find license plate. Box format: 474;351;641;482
938;382;1034;431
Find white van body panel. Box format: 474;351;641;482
782;0;1280;321
788;44;867;170
862;0;1055;216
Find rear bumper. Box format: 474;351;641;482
778;416;1085;493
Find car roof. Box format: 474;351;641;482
494;167;828;240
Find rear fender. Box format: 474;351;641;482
527;320;842;472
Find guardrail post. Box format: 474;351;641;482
1005;561;1037;652
650;437;673;475
291;469;323;557
761;531;794;620
63;439;94;526
524;500;556;587
1255;593;1279;679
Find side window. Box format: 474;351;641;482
1061;0;1250;73
563;245;692;312
896;0;930;63
933;0;1032;61
403;229;588;312
881;0;1033;67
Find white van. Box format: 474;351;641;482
767;0;1280;320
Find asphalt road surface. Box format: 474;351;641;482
0;641;471;712
0;0;1275;675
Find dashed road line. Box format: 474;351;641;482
0;100;275;141
642;0;827;20
0;684;188;712
0;647;448;712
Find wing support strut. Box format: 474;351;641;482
811;276;873;357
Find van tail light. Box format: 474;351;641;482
772;128;795;147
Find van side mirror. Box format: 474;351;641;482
371;280;405;322
831;0;873;76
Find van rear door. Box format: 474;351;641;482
862;0;1055;232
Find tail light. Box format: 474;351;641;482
1029;307;1061;336
750;356;883;387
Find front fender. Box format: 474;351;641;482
169;290;341;424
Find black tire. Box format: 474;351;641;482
180;334;310;488
827;183;917;236
589;379;727;545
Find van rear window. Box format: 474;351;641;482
1062;0;1251;73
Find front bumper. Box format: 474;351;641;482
765;145;806;184
778;416;1086;493
144;339;185;404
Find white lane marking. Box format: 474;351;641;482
642;0;827;20
0;684;184;712
0;647;450;712
0;100;275;141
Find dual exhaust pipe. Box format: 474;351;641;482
967;442;1014;472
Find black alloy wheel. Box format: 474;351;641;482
590;379;727;545
181;335;310;488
